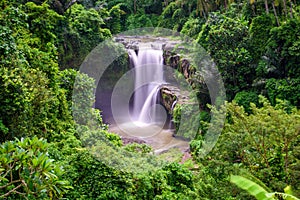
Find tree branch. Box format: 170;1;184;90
0;179;22;189
0;182;23;198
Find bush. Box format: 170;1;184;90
126;14;154;30
181;18;205;39
0;67;71;142
0;137;71;199
234;91;259;113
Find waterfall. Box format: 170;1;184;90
171;99;177;110
128;45;164;124
138;84;160;123
169;99;178;129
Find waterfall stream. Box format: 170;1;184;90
128;45;165;124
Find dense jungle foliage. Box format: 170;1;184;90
1;0;300;199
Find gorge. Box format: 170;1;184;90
95;37;198;154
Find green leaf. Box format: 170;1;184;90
284;186;293;195
230;175;274;200
266;192;300;200
32;158;38;167
43;171;57;179
0;177;9;182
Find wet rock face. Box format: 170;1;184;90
181;59;191;79
163;53;196;82
160;86;177;114
159;84;192;114
164;53;180;69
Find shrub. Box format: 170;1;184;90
0;137;71;199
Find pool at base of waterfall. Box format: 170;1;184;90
109;122;190;154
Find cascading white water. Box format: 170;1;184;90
108;42;189;151
128;44;164;124
138;84;160;123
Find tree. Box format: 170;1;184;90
204;96;300;194
249;14;275;62
0;1;73;142
157;2;190;31
265;18;300;79
181;17;205;39
197;12;254;100
250;0;270;14
107;4;125;34
58;3;111;69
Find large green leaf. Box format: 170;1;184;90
267;187;300;200
230;175;274;200
266;192;300;200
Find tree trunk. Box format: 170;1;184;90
164;0;168;7
134;0;137;14
65;0;77;11
264;0;269;14
283;0;288;17
272;1;280;26
290;1;293;18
